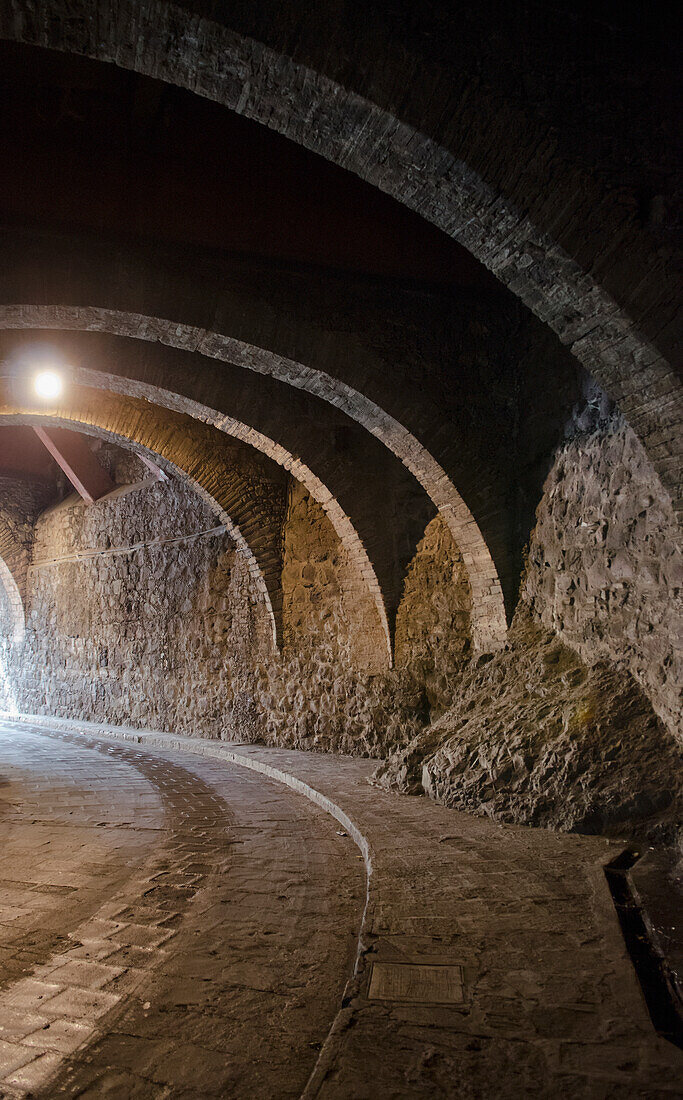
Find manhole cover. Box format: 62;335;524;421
367;962;464;1004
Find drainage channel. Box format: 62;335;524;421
604;848;683;1049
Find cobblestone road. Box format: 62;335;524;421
0;722;364;1098
0;718;680;1098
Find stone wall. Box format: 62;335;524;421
14;466;471;756
394;516;471;714
376;389;683;841
0;476;58;605
20;477;270;735
375;604;682;844
253;490;472;754
5;387;681;842
524;388;682;742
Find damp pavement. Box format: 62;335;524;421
0;717;680;1098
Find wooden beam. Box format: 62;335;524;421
138;453;167;481
32;426;115;503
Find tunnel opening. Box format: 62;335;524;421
0;571;20;715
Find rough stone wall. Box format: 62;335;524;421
375;604;682;844
9;389;681;842
0;476;60;714
15;471;471;755
394;516;471;714
250;484;472;755
0;476;58;603
280;479;380;669
524;388;682;743
214;483;472;755
376;390;683;841
20;477;272;735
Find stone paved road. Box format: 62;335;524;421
0;722;364;1098
1;718;682;1099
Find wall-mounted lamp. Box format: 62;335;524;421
33;369;63;400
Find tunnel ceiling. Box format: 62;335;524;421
0;2;678;671
0;36;533;653
0;39;497;287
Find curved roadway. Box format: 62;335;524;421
0;721;364;1098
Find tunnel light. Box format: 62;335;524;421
33;369;63;400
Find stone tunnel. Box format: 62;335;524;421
0;3;680;1096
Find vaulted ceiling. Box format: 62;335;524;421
0;1;678;666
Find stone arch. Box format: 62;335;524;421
0;381;393;668
0;398;289;652
0;3;678;520
0;303;506;654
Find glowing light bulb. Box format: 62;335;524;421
33;370;63;400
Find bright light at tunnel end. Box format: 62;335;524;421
33;369;64;400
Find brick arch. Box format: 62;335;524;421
1;324;440;661
0;395;291;653
0;2;678;522
0;302;507;655
0;382;394;669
